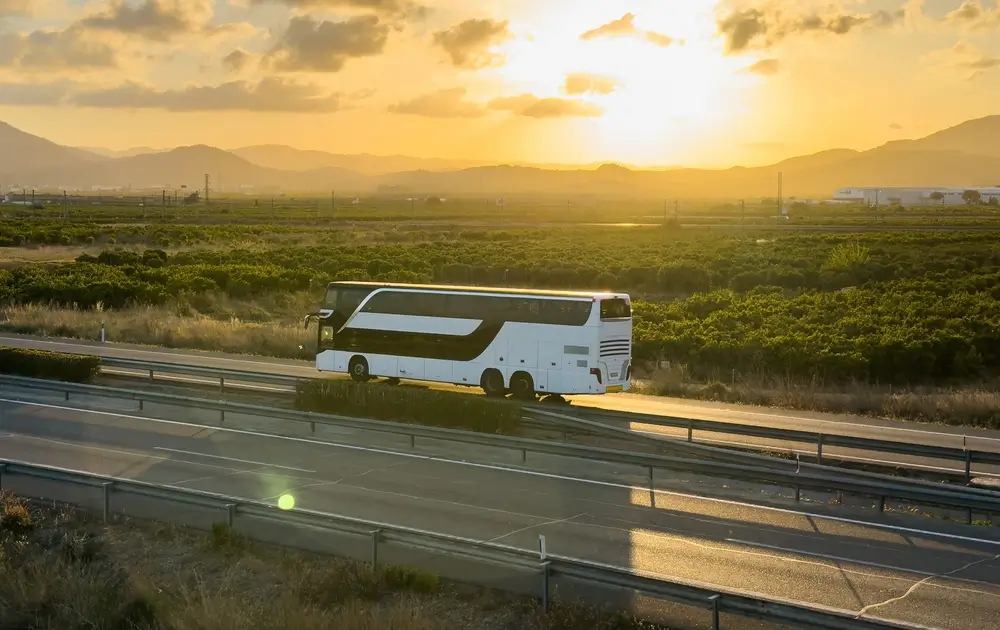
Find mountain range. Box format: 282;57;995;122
3;116;1000;198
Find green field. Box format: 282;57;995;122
2;200;999;423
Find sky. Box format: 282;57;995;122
1;0;999;167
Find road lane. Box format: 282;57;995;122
0;400;998;629
4;333;1000;480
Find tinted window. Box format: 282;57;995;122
338;288;371;316
600;298;631;320
322;287;338;310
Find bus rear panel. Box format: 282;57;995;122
310;282;632;397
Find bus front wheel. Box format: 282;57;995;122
481;369;506;398
349;356;370;383
510;372;536;401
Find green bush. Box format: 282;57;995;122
0;348;100;382
294;379;522;435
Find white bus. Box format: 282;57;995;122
304;281;633;399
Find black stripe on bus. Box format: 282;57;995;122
325;321;504;362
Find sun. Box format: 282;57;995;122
493;0;751;164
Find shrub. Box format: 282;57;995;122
0;348;100;382
295;379;522;435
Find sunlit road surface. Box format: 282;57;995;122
4;333;1000;476
0;392;998;629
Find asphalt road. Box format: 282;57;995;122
3;333;1000;480
1;395;1000;629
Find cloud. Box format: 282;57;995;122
563;73;618;96
0;0;32;17
488;94;603;118
945;0;1000;30
743;58;780;75
248;0;427;20
579;13;676;47
387;87;487;118
935;41;1000;79
266;15;388;72
717;6;900;54
432;18;513;68
0;26;118;69
0;77;358;112
78;0;213;42
222;48;251;73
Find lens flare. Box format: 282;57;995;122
278;494;295;510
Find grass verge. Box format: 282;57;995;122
0;491;665;630
0;347;100;382
295;378;522;435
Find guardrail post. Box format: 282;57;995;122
709;594;720;630
100;321;106;344
64;390;69;401
878;496;886;512
138;399;144;412
220;377;225;395
410;434;415;449
310;421;315;433
817;434;824;465
149;369;154;382
522;448;527;463
225;503;236;528
965;449;972;484
102;482;113;522
539;535;549;612
794;484;800;502
220;409;225;424
0;463;6;490
371;529;381;568
687;420;693;442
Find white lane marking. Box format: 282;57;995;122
633;430;1000;478
152;447;316;473
854;552;1000;618
606;397;1000;444
724;538;999;586
484;512;588;544
172;465;269;487
5;396;1000;548
0;337;312;373
2;433;243;473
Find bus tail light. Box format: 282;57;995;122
590;368;602;384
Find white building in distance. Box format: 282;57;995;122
833;187;1000;206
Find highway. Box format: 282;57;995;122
1;392;999;629
4;333;1000;479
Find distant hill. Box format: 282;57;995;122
0;122;106;180
78;146;166;159
873;115;1000;159
6;115;1000;197
33;145;371;192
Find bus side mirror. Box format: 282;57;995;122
303;313;319;329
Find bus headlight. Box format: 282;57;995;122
320;326;334;341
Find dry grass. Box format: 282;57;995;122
0;300;314;360
634;365;1000;428
0;492;664;630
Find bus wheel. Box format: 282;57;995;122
349;356;370;383
510;372;536;401
481;369;506;398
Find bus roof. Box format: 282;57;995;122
327;281;626;300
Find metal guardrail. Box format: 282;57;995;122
94;355;1000;482
2;374;1000;523
0;458;924;630
571;408;1000;482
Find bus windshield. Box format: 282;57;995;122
600;298;631;320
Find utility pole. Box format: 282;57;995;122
62;190;67;220
161;190;166;220
204;174;210;207
741;199;745;230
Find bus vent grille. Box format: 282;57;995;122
600;338;631;358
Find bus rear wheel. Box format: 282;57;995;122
349;356;370;383
510;372;536;401
481;369;506;398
